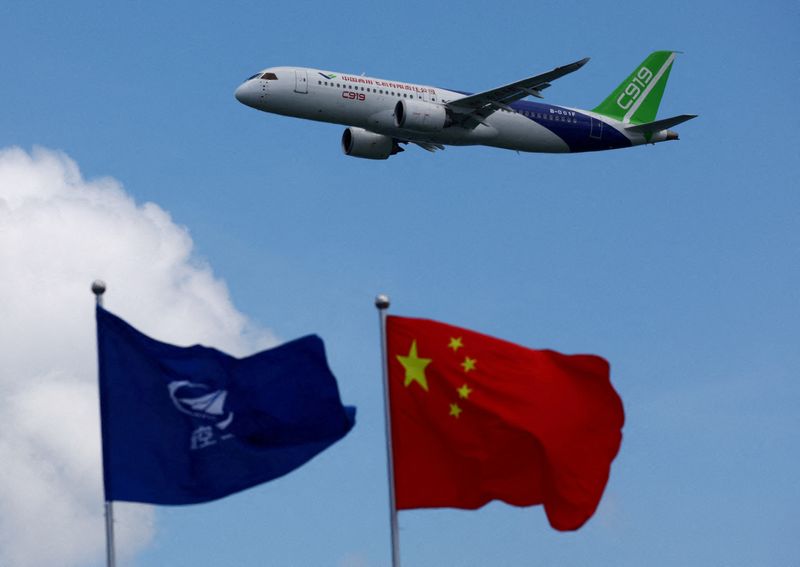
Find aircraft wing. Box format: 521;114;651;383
446;57;590;119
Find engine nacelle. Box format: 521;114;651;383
341;127;403;160
394;99;449;132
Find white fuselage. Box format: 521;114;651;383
235;66;668;155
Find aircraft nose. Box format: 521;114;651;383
234;81;260;108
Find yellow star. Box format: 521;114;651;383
457;384;473;399
449;403;462;418
396;340;431;391
448;337;464;352
461;356;476;373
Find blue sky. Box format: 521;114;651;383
1;1;798;566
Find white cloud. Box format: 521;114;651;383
0;146;275;567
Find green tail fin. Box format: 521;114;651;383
593;51;678;124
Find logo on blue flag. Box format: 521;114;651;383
96;306;356;505
167;380;235;449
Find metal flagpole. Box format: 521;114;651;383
92;280;116;567
375;294;400;567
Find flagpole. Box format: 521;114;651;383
92;280;116;567
375;294;400;567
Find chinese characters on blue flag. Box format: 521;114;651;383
96;306;356;505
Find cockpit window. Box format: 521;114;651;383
246;73;261;81
261;72;278;80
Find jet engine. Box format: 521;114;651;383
341;127;403;160
394;99;450;131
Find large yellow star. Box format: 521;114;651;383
448;337;464;352
461;356;477;373
396;340;431;391
449;403;463;418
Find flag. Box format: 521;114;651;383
386;316;623;531
96;306;356;505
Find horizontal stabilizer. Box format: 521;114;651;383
625;114;698;134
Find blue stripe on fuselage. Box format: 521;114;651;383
509;100;631;152
444;89;632;152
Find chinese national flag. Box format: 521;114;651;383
386;316;624;531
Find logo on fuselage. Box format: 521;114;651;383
342;91;366;101
319;72;337;80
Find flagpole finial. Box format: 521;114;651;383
375;294;390;310
92;280;107;297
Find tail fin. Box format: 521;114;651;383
593;51;678;124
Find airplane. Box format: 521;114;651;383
234;51;696;159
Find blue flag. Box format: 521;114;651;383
96;306;356;505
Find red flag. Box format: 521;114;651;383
386;316;624;531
